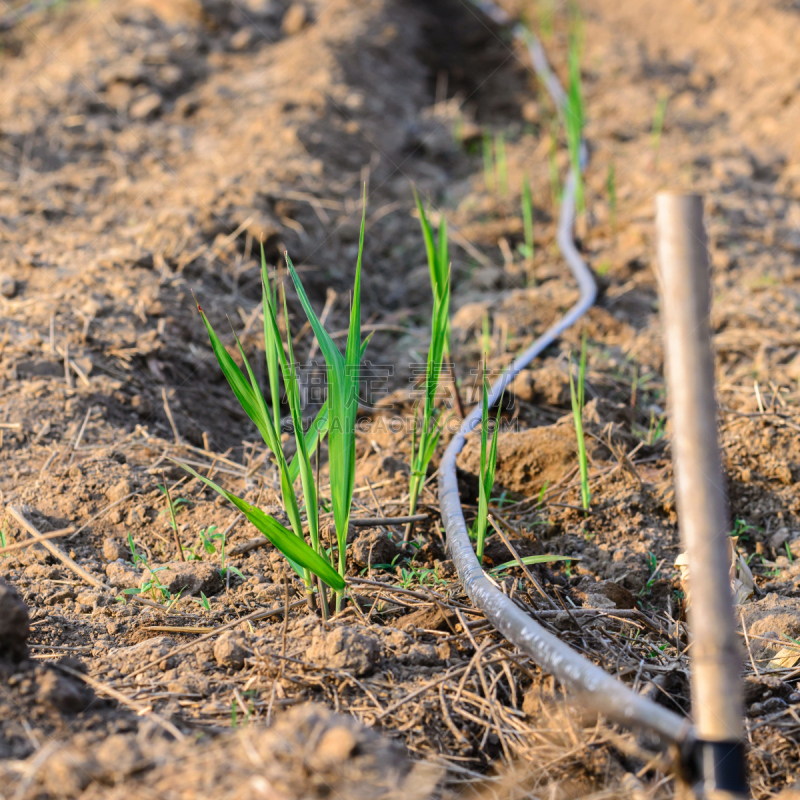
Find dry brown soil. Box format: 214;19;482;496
2;0;800;797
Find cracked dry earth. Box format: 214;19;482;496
2;0;800;797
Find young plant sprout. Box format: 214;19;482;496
159;472;185;562
475;363;501;564
519;176;535;284
283;195;369;613
565;16;585;213
181;223;362;607
406;194;451;541
651;93;668;162
569;333;591;512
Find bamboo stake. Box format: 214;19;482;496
655;193;746;797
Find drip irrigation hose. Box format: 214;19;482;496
439;4;694;752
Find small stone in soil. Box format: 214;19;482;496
308;625;379;677
350;529;398;568
281;3;307;35
0;274;16;298
213;631;249;670
105;559;140;589
103;537;130;562
143;561;222;597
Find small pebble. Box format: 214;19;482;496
0;275;16;298
281;3;307;35
129;93;162;120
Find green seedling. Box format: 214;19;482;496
475;363;502;564
191;214;378;607
490;490;511;509
480;313;492;363
178;463;343;594
651;93;668;161
123;562;171;603
537;481;549;508
195;525;219;556
565;16;585;213
495;132;508;197
483;133;495;192
284;190;370;612
490;553;577;575
397;565;442;589
518;176;535;285
568;333;591;513
195;525;243;582
634;409;666;445
158;474;186;561
536;0;555;39
639;551;661;597
0;525;7;557
186;240;361;602
196;591;212;611
407;194;452;540
606;161;616;234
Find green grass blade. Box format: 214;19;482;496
490;554;578;574
174;462;344;591
522;176;534;257
198;306;277;450
284;191;369;591
288;402;328;484
413;187;438;291
261;245;281;433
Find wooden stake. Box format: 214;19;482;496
655;193;746;796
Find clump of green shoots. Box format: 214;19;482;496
122;533;175;604
182;214;366;612
475;363;501;564
406;192;451;541
482;131;509;197
569;333;591;512
190;524;243;584
283;195;369;613
565;13;585;213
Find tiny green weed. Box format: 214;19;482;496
489;553;577;575
519;176;535;284
568;333;591;513
565;14;585;212
407;193;451;540
475;363;502;564
651;93;668;160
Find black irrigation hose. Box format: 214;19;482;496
439;4;694;751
